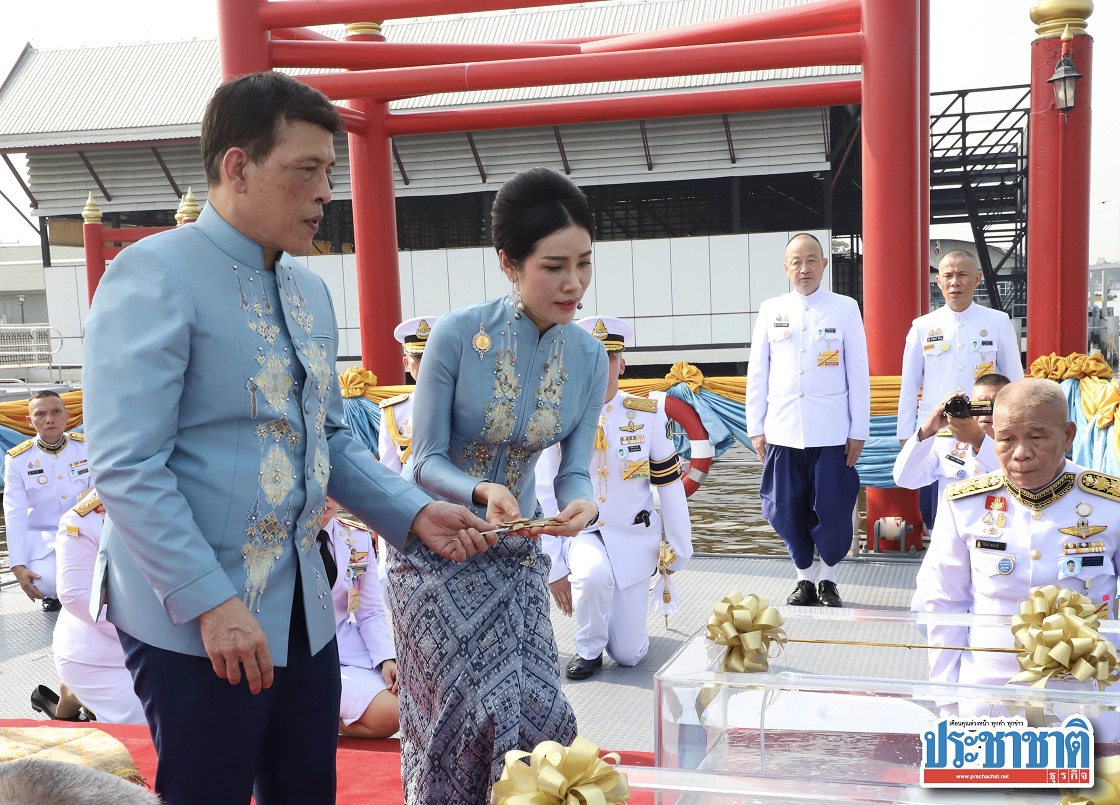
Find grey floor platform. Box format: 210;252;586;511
0;555;922;752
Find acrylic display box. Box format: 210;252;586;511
617;765;1056;805
654;607;1120;792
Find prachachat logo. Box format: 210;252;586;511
920;715;1094;787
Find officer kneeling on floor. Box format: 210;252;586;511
913;377;1120;722
537;316;693;681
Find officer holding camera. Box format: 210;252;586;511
896;250;1023;441
893;374;1010;504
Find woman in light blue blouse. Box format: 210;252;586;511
388;167;608;805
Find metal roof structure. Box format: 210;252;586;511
0;0;859;152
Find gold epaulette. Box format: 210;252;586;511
946;472;1005;501
7;438;34;458
1078;471;1120;502
379;393;411;409
935;428;953;437
337;514;372;534
623;396;658;414
67;432;85;442
74;493;103;517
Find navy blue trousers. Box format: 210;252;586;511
118;579;341;805
760;443;860;568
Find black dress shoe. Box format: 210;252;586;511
41;597;61;612
30;685;90;722
818;580;843;608
786;580;819;606
565;653;603;680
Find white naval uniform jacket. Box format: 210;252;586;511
746;287;870;448
893;430;999;502
896;303;1023;440
53;492;126;669
3;433;91;567
913;461;1120;692
537;391;693;591
326;518;395;672
377;393;414;476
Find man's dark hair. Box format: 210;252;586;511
974;373;1011;392
29;390;63;403
491;167;595;263
200;71;344;187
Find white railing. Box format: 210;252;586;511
0;325;64;381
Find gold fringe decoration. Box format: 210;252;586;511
491;736;630;804
705;591;786;673
1061;754;1120;805
1010;585;1120;690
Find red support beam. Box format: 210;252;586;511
260;0;613;30
336;105;369;135
918;0;931;315
272;26;338;42
301;33;863;101
860;0;924;547
384;80;861;137
580;0;860;53
272;40;581;69
1026;22;1093;361
218;0;268;79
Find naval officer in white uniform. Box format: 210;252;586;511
4;391;91;610
913;378;1120;721
377;316;440;477
317;499;399;739
537;316;692;680
375;316;439;586
746;233;870;608
896;249;1023;441
52;489;146;724
893;373;1009;503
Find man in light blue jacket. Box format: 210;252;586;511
83;72;492;805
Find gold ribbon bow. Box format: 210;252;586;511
705;591;786;673
491;736;630;805
666;361;705;393
338;367;378;399
1009;585;1120;690
1030;352;1113;381
1061;755;1120;805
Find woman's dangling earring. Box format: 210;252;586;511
508;278;524;319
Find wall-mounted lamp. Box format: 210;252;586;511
1047;54;1082;114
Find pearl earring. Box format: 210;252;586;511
508;278;524;319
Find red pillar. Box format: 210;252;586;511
347;26;406;383
861;0;924;548
918;0;931;316
82;194;104;306
217;0;268;80
1026;8;1093;362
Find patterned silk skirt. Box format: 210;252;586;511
386;535;577;805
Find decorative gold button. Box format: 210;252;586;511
1030;549;1042;559
598;521;605;527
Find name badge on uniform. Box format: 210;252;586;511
818;350;840;367
975;539;1007;551
622;460;650;481
946;453;965;466
69;459;89;479
27;468;43;476
974;362;994;379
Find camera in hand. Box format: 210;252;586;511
944;395;993;419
